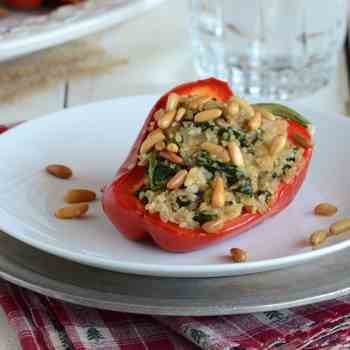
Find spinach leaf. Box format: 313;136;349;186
220;164;246;180
198;121;216;131
218;127;248;147
237;178;253;196
193;211;217;225
253;103;311;129
249;128;264;145
282;164;292;175
148;153;179;191
195;151;217;173
195;151;252;195
176;196;191;208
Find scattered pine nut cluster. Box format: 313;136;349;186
309;202;350;247
46;164;96;219
136;93;308;233
231;202;349;263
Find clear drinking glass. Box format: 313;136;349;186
189;0;347;99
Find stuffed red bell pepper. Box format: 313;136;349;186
102;78;314;252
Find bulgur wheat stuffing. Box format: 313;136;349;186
135;93;305;233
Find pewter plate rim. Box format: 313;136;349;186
0;231;349;315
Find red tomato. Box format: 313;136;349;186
4;0;43;10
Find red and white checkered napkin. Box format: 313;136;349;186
1;123;350;350
2;281;350;350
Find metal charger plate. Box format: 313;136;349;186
0;231;350;316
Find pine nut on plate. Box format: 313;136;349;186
314;203;337;216
55;203;89;220
309;230;328;246
64;189;96;204
230;248;247;263
46;164;72;179
329;218;350;235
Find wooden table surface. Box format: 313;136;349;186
0;1;349;348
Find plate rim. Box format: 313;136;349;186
1;95;350;278
2;230;350;316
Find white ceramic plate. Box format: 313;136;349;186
0;0;165;62
0;95;349;278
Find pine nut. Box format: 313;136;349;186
201;142;230;163
166;93;180;111
46;164;72;179
230;247;247;263
155;141;166;151
292;132;314;149
166;143;179;153
212;176;225;208
202;218;225;234
140;129;165;154
330;218;350;235
189;95;211;109
247;111;262;131
314;203;338;216
153;108;165;121
159;150;184;165
309;230;328;246
228;141;244;167
175;107;186;122
227;101;239;117
270;134;287;157
64;189;96;204
158;109;177;129
194;109;222;123
255;107;276;121
229;96;254;117
167;170;188;190
203;100;224;110
55;203;89;219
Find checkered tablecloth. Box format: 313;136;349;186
2;281;350;350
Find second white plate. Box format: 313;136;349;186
0;95;349;277
0;0;165;62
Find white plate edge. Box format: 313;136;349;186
0;96;350;277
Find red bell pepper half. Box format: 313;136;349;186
102;78;314;252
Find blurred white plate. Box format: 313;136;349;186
0;0;165;62
0;95;349;277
